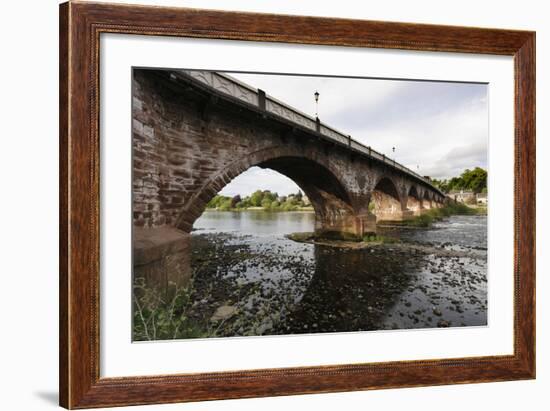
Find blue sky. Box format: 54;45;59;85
218;72;488;197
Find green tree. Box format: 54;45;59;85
461;167;487;193
218;197;233;211
250;190;264;207
206;195;230;208
447;176;464;192
230;195;241;208
262;190;277;203
430;167;487;194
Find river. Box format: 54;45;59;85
188;211;487;337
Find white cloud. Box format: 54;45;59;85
219;167;301;197
232;72;403;121
356;94;488;179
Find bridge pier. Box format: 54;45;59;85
133;227;191;296
315;212;377;239
406;190;423;216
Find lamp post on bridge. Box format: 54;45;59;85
314;90;319;119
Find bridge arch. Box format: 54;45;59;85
175;145;368;237
406;185;423;215
370;176;405;222
423;189;433;209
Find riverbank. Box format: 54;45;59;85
285;203;485;242
206;206;314;212
401;202;485;228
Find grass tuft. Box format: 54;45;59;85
133;278;216;341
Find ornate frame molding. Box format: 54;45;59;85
59;1;535;408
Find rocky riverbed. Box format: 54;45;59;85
180;214;487;338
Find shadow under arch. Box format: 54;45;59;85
273;242;415;334
371;176;403;222
407;185;422;215
423;189;433;209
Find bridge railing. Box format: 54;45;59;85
177;69;441;193
265;98;318;132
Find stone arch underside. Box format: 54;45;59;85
407;185;423;215
371;177;412;222
175;147;376;238
258;157;360;236
423;189;434;209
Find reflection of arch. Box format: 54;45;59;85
281;244;414;334
370;176;403;221
175;146;354;234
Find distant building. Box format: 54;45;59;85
476;193;488;205
448;190;487;205
449;190;475;203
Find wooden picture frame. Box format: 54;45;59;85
59;1;535;408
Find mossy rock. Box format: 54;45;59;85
317;231;363;242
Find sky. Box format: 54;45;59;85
217;71;488;197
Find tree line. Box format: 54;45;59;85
206;190;312;212
430;167;487;194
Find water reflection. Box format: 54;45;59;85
193;210;315;237
275;245;416;334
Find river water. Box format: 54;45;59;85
189;211;487;337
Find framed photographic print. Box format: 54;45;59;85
59;1;535;408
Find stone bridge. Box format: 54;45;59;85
132;68;445;289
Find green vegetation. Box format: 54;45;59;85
285;232;316;243
405;214;434;228
403;202;481;228
431;167;487;194
133;278;215;341
318;231;363;242
206;190;313;212
286;231;362;243
362;234;398;244
286;231;397;244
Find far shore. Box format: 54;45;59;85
205;206;315;212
